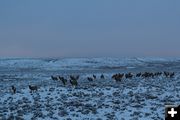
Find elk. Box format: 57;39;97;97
170;72;175;78
112;73;124;82
51;75;58;80
11;86;16;94
58;76;67;86
93;75;96;79
29;85;38;93
125;72;133;79
136;73;141;77
100;74;105;79
87;77;93;82
70;75;79;88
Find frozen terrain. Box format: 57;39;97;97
0;57;180;120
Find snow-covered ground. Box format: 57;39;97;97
0;57;180;120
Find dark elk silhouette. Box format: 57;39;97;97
11;86;16;94
141;72;154;78
170;72;175;78
51;76;58;80
136;73;141;77
70;75;79;87
29;85;38;93
112;73;124;82
58;76;67;86
87;77;93;82
125;72;133;79
100;74;105;79
93;75;96;79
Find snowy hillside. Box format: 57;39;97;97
0;57;180;120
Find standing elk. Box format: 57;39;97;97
29;85;38;93
11;86;16;94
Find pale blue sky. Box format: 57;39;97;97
0;0;179;58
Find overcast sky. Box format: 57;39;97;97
0;0;179;58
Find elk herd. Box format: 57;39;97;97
51;71;175;86
10;71;175;94
111;71;175;82
51;74;106;87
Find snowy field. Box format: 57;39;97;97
0;57;180;120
